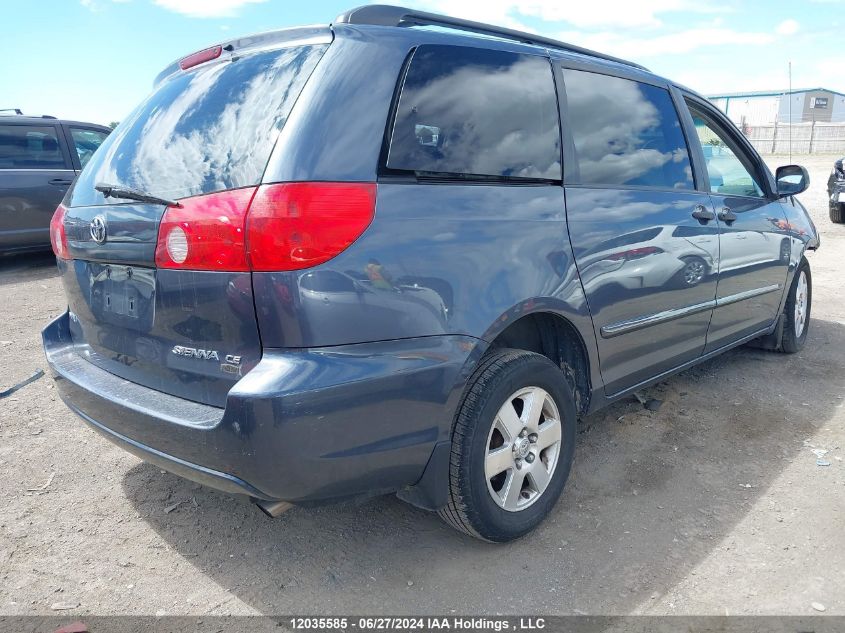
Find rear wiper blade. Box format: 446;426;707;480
95;182;181;207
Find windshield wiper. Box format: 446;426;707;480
95;182;181;207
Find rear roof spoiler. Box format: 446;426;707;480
152;25;332;88
334;4;648;71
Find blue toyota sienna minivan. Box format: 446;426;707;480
43;5;819;542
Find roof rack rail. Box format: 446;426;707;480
334;4;647;71
0;110;57;118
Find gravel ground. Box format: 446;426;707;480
0;155;843;618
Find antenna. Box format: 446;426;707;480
788;61;792;163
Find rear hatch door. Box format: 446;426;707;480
59;30;330;407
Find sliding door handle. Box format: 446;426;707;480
691;205;715;223
718;207;737;224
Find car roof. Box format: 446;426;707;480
336;5;647;69
366;23;652;74
330;20;678;95
332;4;696;90
151;5;707;103
0;115;110;129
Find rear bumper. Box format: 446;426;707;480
69;403;271;498
43;312;480;503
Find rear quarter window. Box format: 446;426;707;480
71;43;327;205
386;45;561;180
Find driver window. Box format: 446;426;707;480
686;103;765;198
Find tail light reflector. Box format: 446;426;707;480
50;204;70;260
154;183;376;272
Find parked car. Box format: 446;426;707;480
827;157;845;223
42;5;819;542
0;114;110;255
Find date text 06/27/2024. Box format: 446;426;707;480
287;617;548;631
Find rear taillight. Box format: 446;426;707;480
154;183;376;272
50;204;70;260
155;187;257;271
247;183;376;271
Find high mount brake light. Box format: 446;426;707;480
50;204;70;260
179;45;223;71
154;183;376;272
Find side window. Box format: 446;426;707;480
0;125;66;169
386;45;561;180
562;69;693;190
69;127;109;168
685;102;765;198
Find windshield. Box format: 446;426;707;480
71;42;327;206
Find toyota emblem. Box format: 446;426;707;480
90;215;107;244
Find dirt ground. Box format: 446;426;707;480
0;155;843;618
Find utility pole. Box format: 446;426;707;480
788;61;792;162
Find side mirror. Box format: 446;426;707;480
776;165;810;197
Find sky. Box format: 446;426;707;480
2;0;841;126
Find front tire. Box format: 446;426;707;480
831;203;845;224
438;349;576;542
781;259;811;353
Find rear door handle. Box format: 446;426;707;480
691;205;715;223
49;178;73;186
718;207;737;224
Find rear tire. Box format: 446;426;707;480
780;259;811;354
438;349;576;542
830;203;845;224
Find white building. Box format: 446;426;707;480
707;88;845;128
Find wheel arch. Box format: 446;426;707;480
396;307;599;513
776;247;812;318
484;311;594;417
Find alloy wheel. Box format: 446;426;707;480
484;387;563;512
794;270;808;338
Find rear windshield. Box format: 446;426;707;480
71;43;327;206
